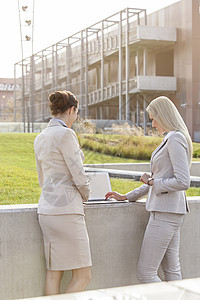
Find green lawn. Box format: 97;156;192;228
110;178;200;198
0;133;199;205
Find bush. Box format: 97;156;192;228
78;133;200;160
193;149;200;158
78;134;162;160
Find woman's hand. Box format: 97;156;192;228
140;173;150;184
105;191;127;201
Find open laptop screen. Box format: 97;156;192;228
84;172;128;204
87;172;111;201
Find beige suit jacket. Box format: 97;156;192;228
34;119;90;215
126;131;190;214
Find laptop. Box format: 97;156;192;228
84;172;129;204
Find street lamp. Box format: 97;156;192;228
17;0;35;133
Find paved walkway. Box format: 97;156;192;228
21;277;200;299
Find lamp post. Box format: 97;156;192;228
17;0;35;132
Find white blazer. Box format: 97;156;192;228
34;119;90;215
126;131;190;214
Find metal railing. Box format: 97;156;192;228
88;78;137;104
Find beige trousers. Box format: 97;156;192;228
137;211;184;283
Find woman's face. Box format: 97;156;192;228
70;105;79;124
149;113;165;134
63;105;79;127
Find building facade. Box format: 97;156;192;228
14;0;200;140
0;78;21;122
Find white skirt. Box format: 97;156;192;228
38;214;92;271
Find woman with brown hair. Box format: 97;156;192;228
34;90;92;295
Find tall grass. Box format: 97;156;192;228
79;134;200;160
193;142;200;158
79;134;162;160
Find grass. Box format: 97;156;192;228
0;132;200;205
110;178;200;197
0;133;40;205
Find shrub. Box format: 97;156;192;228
78;134;162;160
193;149;200;158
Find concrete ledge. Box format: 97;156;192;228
1;199;200;299
84;167;200;187
137;25;177;42
0;122;47;133
21;277;200;299
84;161;200;177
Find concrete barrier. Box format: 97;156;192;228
0;122;47;133
84;167;200;187
84;162;200;177
0;198;200;300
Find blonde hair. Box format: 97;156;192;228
146;96;193;166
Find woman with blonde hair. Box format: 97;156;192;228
34;90;92;295
106;96;192;283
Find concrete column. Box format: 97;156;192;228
51;45;55;90
41;51;45;121
136;48;140;76
125;8;130;121
143;96;147;135
55;44;58;88
80;31;84;117
101;21;104;102
118;11;123;120
85;29;88;117
66;41;71;90
21;61;25;132
137;11;141;25
14;64;17;122
30;55;35;132
136;95;140;126
45;56;47;82
143;47;147;76
106;105;110;119
96;66;100;89
99;106;103;119
144;10;147;25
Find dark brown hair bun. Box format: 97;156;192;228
49;90;78;115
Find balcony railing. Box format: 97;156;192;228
88;75;176;105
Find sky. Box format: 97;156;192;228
0;0;180;78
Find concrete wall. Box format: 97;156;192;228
137;25;177;41
1;199;200;300
137;76;177;91
0;122;47;133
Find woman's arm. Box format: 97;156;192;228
153;133;190;196
125;184;149;202
105;184;149;202
60;129;90;201
34;153;44;188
